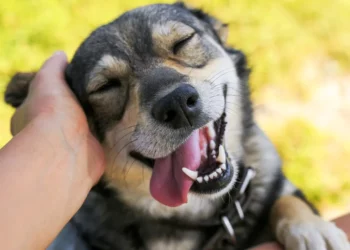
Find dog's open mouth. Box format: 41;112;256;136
130;112;234;207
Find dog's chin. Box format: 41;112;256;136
130;111;238;199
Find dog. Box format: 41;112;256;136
4;3;349;250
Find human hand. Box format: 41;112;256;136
10;51;104;186
0;51;105;250
11;51;85;137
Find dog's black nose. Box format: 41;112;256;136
152;84;202;129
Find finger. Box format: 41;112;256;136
11;52;69;135
29;51;69;96
41;51;68;75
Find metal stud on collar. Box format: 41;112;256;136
234;200;244;220
221;215;236;243
239;168;256;196
220;167;256;245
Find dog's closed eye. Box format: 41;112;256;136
173;32;195;55
91;78;122;94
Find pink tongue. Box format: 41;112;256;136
150;130;201;207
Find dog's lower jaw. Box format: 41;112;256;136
117;143;239;219
191;154;239;200
120;189;224;221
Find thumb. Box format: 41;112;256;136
41;51;68;75
28;51;69;96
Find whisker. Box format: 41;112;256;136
124;159;136;180
122;158;130;184
207;70;237;86
116;130;136;144
115;124;137;134
205;68;235;83
108;130;135;152
111;138;137;168
142;161;145;183
210;81;241;90
207;103;241;115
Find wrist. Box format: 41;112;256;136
0;114;94;250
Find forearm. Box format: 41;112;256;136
0;115;93;250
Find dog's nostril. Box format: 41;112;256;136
186;94;198;107
164;110;176;122
151;84;202;129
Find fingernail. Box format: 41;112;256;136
53;50;65;57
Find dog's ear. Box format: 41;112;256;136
225;48;250;79
4;72;36;108
4;64;73;108
174;2;228;45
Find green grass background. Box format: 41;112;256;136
1;0;349;218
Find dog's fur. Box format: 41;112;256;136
4;3;349;250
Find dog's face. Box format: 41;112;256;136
12;3;249;211
66;3;248;209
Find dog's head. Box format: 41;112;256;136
5;3;251;211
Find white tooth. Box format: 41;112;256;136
182;168;198;181
209;172;216;179
213;172;218;178
216;168;223;174
217;145;226;164
210;140;216;150
204;175;209;182
220;164;226;170
208;125;216;139
197;176;203;183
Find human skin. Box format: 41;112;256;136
250;213;350;250
0;51;105;250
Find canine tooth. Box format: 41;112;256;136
197;177;203;183
209;140;216;150
217;145;226;164
220;164;227;170
182;168;198;180
216;168;223;174
208;125;216;139
204;175;209;182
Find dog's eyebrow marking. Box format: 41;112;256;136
87;54;130;94
153;21;194;37
152;21;195;54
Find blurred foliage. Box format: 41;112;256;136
0;0;349;215
268;119;350;207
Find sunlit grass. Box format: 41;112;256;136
264;119;350;212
